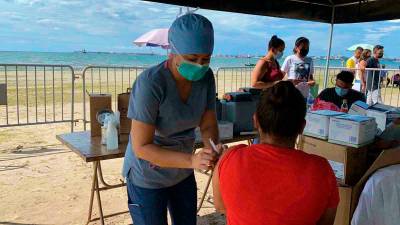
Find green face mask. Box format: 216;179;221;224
177;59;209;81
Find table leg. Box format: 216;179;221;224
197;169;214;213
86;161;105;225
98;162;126;188
86;161;98;225
196;137;253;213
95;162;105;225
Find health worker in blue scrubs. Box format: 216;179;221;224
122;13;220;225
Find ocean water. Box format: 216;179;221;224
1;51;400;70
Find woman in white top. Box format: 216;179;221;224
281;37;316;98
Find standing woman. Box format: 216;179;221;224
122;13;219;225
251;35;285;89
281;37;316;98
359;49;372;93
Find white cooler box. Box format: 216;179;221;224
304;110;345;139
328;114;377;147
195;121;234;142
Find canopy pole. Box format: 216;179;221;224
323;6;335;88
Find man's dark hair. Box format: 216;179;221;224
268;35;285;50
373;45;384;52
336;70;355;84
356;46;364;52
256;81;306;138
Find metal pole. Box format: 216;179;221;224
323;6;335;88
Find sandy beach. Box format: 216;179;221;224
0;120;236;225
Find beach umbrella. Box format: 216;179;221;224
133;28;170;49
347;44;374;52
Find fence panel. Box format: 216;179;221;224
215;67;253;98
81;66;146;130
0;64;75;131
216;66;400;107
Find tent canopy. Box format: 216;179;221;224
143;0;400;24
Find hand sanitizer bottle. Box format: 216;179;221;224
106;115;118;150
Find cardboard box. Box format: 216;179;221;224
0;83;6;105
304;110;345;139
366;104;400;134
118;91;131;135
333;147;400;225
328;114;376;147
348;101;369;116
299;136;369;185
195;121;234;142
334;186;352;225
90;94;112;137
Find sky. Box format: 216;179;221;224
1;0;400;57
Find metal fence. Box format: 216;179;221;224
214;67;253;97
0;64;399;132
216;66;400;107
0;64;76;131
80;66;146;130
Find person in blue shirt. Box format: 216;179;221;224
122;13;220;225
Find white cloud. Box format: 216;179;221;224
363;25;400;44
388;19;400;23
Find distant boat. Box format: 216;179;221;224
81;49;87;54
245;63;256;67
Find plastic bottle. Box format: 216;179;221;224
101;115;109;145
106;115;119;150
341;99;349;113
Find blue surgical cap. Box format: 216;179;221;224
168;13;214;55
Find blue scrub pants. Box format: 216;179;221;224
127;173;197;225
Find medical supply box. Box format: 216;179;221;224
348;100;369;116
366;103;400;133
304;110;345;139
328;114;377;147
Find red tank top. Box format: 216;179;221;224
260;59;284;82
218;144;339;225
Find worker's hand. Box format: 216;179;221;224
307;81;316;87
291;79;304;86
191;148;218;170
216;143;229;156
361;85;366;93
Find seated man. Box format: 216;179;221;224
352;164;400;225
212;81;339;225
316;70;366;109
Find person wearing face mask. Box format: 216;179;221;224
346;46;364;91
251;35;285;89
122;13;220;225
359;49;372;93
281;37;316;98
365;45;384;105
316;71;366;109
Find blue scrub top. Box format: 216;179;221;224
122;61;216;189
